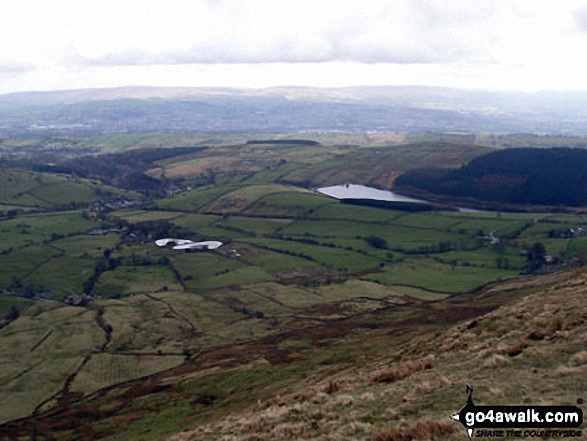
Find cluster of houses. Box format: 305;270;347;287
89;197;141;213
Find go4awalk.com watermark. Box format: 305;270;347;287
451;386;583;438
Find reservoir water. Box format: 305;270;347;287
317;184;428;204
317;184;482;213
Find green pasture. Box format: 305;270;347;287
0;355;85;424
0;305;104;423
210;286;293;316
437;246;526;270
167;213;221;230
70;353;185;395
235;243;320;273
279;219;470;253
27;256;95;298
250;237;382;273
215;216;291;236
280;142;491;188
112;209;186;223
247;282;325;309
563;236;587;257
390;211;463;230
28;182;101;206
527;238;569;255
0;294;32;315
0;211;99;248
314;279;407;303
52;233;120;257
172;252;245;281
93;265;181;297
0;245;61;286
321;237;396;261
541;214;587;224
440;210;537;220
151;185;238;212
184;266;274;290
202;184;308;214
243;191;334;217
155;292;269;345
308;202;404;222
449;218;526;236
243;162;305;185
279;145;335;164
362;258;518;293
0;169;125;209
0;169;59;207
517;220;576;239
99;298;186;354
0;203;38;213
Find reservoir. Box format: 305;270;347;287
317;184;430;204
317;184;482;213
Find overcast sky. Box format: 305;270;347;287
2;0;587;94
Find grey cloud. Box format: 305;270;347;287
575;6;587;31
73;1;496;67
0;62;33;75
77;35;479;67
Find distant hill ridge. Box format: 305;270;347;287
395;147;587;207
2;86;587;136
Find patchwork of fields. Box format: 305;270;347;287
1;137;587;438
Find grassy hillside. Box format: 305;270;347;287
0;169;131;213
2;266;585;440
166;268;587;441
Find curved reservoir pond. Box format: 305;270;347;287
317;184;482;213
317;184;428;204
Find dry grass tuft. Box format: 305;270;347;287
371;357;433;384
482;354;510;368
569;351;587;366
549;365;582;377
324;379;341;394
373;417;459;441
503;340;528;357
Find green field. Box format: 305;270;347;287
27;256;96;298
150;185;238;212
243;191;335;217
362;258;518;293
0;211;100;251
0;169;131;211
0;245;61;286
52;234;121;257
70;353;185;394
93;265;182;297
